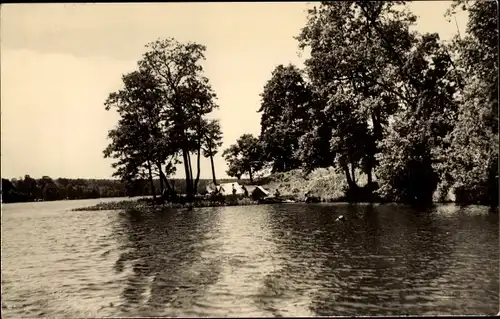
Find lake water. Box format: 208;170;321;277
1;199;498;317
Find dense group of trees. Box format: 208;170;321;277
1;175;127;203
223;0;498;206
1;175;249;203
103;38;223;202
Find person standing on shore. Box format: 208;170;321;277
274;188;280;198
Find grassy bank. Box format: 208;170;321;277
73;167;372;211
73;167;495;212
72;196;259;211
258;167;496;206
258;167;374;202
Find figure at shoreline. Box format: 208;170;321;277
274;188;280;198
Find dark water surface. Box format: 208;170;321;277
1;199;498;317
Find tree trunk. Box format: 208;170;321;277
194;146;201;193
188;152;193;188
342;163;355;190
147;160;156;201
371;113;382;140
182;148;192;198
157;163;173;193
187;152;195;201
163;171;173;192
249;167;254;184
210;153;217;185
351;163;357;186
367;162;373;185
158;166;164;195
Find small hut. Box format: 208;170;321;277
250;186;270;201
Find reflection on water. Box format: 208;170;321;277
111;207;223;317
1;200;498;317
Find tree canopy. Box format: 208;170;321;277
222;134;264;183
230;0;498;205
104;38;221;201
258;64;314;173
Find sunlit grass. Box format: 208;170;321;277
260;167;369;202
72;196;259;211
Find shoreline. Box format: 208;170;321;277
71;196;499;212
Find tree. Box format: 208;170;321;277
226;160;244;180
297;1;461;202
201;119;223;185
37;176;60;201
441;0;499;205
258;64;313;172
294;96;336;173
223;134;264;183
104;68;170;201
296;1;410;189
375;112;439;203
327;92;373;189
138;38;219;199
1;178;26;203
20;175;38;200
374;32;460;203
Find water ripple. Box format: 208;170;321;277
1;201;498;317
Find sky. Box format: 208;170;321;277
1;2;468;180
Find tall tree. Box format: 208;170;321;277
298;1;461;202
258;64;313;172
375;32;460;203
104;68;175;200
201;119;223;185
440;0;499;205
296;1;408;188
138;38;219;199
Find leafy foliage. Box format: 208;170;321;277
258;64;315;172
232;0;497;205
296;1;416;192
104;38;221;200
201;119;223;185
440;0;499;205
1;176;126;203
137;38;219;198
222;134;264;183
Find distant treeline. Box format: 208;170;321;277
1;175;248;203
